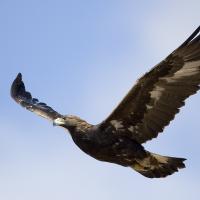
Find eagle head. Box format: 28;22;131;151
53;115;92;132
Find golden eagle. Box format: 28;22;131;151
11;27;200;178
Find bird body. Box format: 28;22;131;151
11;26;200;178
53;116;185;178
54;116;145;164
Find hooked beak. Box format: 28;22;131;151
53;118;65;126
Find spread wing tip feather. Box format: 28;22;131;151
11;72;25;101
179;25;200;48
179;26;200;48
17;72;22;78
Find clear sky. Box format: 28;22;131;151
0;0;200;199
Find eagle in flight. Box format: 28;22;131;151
11;27;200;178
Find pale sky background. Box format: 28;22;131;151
0;0;200;200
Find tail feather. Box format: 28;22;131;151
131;151;186;178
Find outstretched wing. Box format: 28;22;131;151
100;26;200;144
11;73;63;121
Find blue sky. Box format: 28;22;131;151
0;0;200;199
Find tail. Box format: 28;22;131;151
131;151;186;178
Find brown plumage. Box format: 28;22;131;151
11;27;200;178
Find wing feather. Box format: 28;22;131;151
100;26;200;143
11;73;63;121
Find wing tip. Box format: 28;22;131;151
11;72;24;100
178;25;200;48
13;72;23;84
17;72;22;80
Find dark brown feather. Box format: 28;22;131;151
132;152;186;178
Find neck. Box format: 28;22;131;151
66;121;92;134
